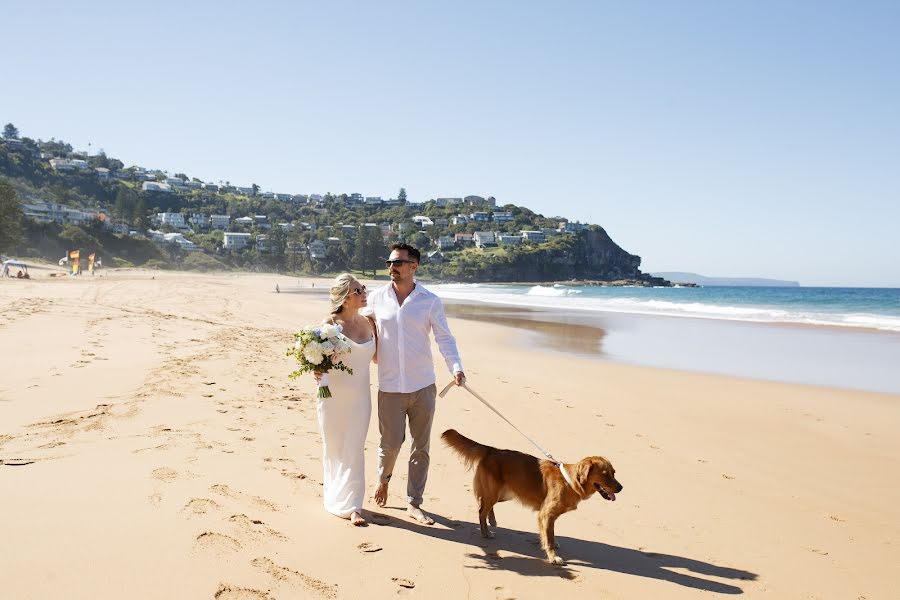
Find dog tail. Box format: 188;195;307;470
441;429;492;470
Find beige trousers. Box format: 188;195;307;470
376;384;437;507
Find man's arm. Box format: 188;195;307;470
430;297;465;385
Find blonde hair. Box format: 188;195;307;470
329;273;357;313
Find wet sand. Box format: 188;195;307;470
443;299;900;395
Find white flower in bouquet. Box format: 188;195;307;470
287;323;354;398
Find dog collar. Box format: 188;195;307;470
557;462;582;496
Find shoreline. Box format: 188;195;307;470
440;298;900;396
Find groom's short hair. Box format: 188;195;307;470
389;242;421;263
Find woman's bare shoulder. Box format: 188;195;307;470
321;314;341;325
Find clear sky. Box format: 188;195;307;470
4;1;899;286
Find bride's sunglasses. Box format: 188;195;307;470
351;285;367;296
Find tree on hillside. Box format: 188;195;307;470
0;178;24;252
398;187;407;204
132;195;149;229
3;123;19;139
266;224;288;271
352;225;385;277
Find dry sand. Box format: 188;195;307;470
1;270;898;599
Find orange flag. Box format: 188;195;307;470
88;253;96;274
70;250;80;275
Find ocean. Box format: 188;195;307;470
430;284;900;332
430;284;900;395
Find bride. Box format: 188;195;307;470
314;274;377;526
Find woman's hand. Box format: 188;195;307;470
313;371;323;382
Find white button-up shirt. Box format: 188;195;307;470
366;281;463;394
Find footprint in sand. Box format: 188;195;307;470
213;583;273;600
228;514;286;541
358;542;382;553
152;467;179;482
392;577;415;589
210;484;280;512
194;531;242;554
251;557;338;599
182;498;220;516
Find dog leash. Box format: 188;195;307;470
439;380;581;493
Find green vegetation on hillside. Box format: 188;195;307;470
1;124;654;282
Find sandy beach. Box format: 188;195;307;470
2;269;898;599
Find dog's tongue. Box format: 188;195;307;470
607;492;616;501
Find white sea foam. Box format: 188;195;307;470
526;285;582;297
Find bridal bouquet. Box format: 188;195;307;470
287;322;353;398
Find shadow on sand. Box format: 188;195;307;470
370;508;757;594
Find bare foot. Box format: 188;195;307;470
373;482;388;507
407;505;434;525
350;511;367;526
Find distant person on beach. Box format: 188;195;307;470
313;274;377;526
366;242;465;525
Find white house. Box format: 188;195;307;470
162;232;200;252
256;234;269;253
22;201;94;226
492;211;514;224
233;216;254;227
452;215;468;225
143;182;174;193
155;212;186;228
473;231;496;248
559;221;589;233
48;158;76;171
95;167;111;179
497;234;521;246
223;232;251;251
520;230;545;242
412;215;434;228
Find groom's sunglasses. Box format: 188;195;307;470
385;259;416;267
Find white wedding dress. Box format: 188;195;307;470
316;334;374;518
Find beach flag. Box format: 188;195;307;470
70;250;80;275
88;253;96;274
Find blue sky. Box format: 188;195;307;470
4;1;899;286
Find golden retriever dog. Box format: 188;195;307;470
442;428;622;565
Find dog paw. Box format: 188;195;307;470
549;555;566;566
481;530;495;539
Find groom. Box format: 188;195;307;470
367;242;465;524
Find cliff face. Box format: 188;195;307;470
572;228;643;280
